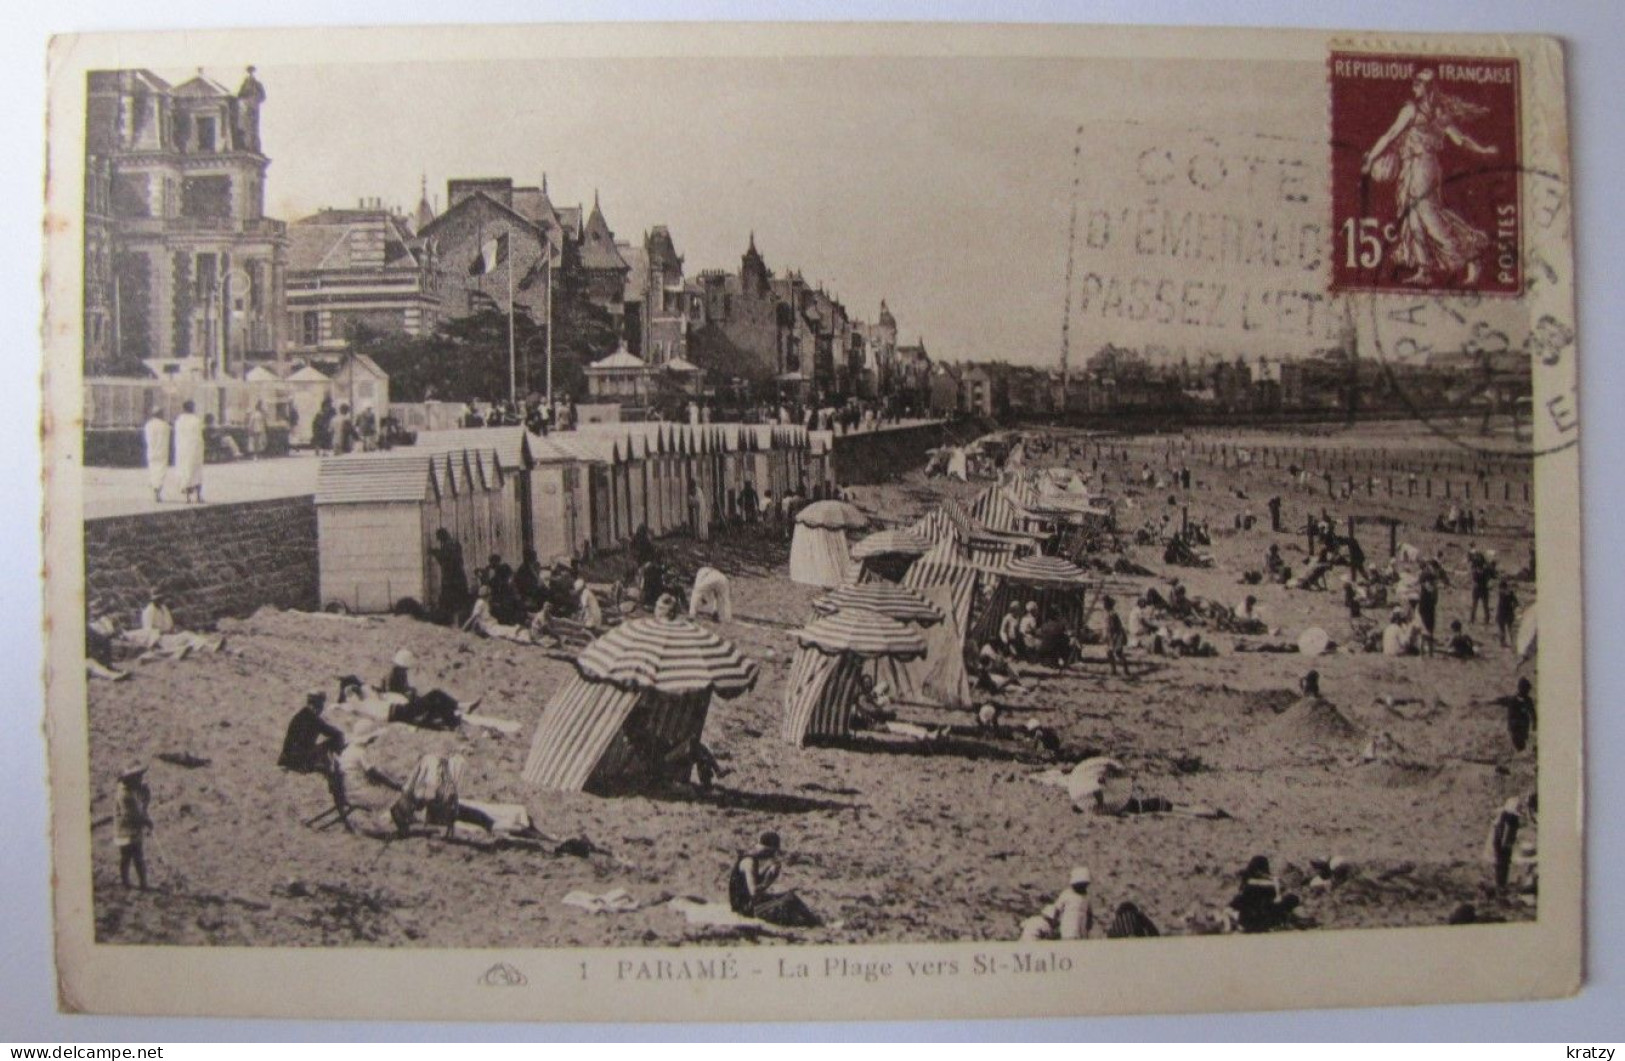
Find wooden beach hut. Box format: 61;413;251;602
414;426;531;562
316;450;451;614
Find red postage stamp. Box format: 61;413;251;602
1329;52;1521;295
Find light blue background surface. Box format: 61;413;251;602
4;0;1619;1041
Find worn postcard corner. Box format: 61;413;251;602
40;21;1581;1023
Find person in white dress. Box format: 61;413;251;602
172;400;206;504
142;408;171;503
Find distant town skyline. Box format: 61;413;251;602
189;54;1323;367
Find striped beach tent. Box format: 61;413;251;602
901;557;980;709
851;527;933;583
813;580;943;704
523;617;758;793
967;552;1099;649
910;502;971;549
850;528;932;560
782;609;926;747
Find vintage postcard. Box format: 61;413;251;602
41;23;1582;1021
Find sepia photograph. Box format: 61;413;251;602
38;21;1584;1024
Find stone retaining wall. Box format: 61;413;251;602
84;496;319;630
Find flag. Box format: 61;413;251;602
517;256;545;292
468;289;501;314
469;232;509;277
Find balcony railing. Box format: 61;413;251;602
115;215;287;237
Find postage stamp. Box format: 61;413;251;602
1330;52;1522;296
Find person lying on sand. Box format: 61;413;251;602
376;649;481;730
1059;756;1228;818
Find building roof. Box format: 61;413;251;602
580;197;630;273
286;212;424;274
663;356;701;374
286;365;330;382
588;346;648;371
413;426;530;471
316;452;440;505
647;226;682;274
620;242;649;294
172;72;234;98
416;190;551;252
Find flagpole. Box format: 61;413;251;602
544;249;553;406
507;228;516;404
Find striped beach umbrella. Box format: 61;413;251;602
795;499;869;530
811;581;944;626
1003;554;1089;585
575;617;759;698
850;527;933;560
792;608;927;660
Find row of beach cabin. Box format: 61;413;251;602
315;423;833;614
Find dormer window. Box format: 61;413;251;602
195;115;216;152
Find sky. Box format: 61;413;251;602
176;54;1319;366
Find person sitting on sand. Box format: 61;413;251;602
85;611;129;682
121;592;221;659
1022;718;1063;759
331;725;404;835
577;579;604;631
1030;615;1075;669
279;689;345;774
848;674;897;731
1446;620;1478;659
728;832;820;927
1017;602;1040;659
664;735;730;790
970;643;1023;695
1021;866;1094;940
1228;856;1301;933
1294;552;1335;591
462;585;534;644
1381;608;1418;656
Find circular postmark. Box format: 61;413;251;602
1354;165;1577;460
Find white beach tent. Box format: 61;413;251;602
789;499;866;587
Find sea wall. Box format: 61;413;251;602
828;421;951;486
84;496;319;630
